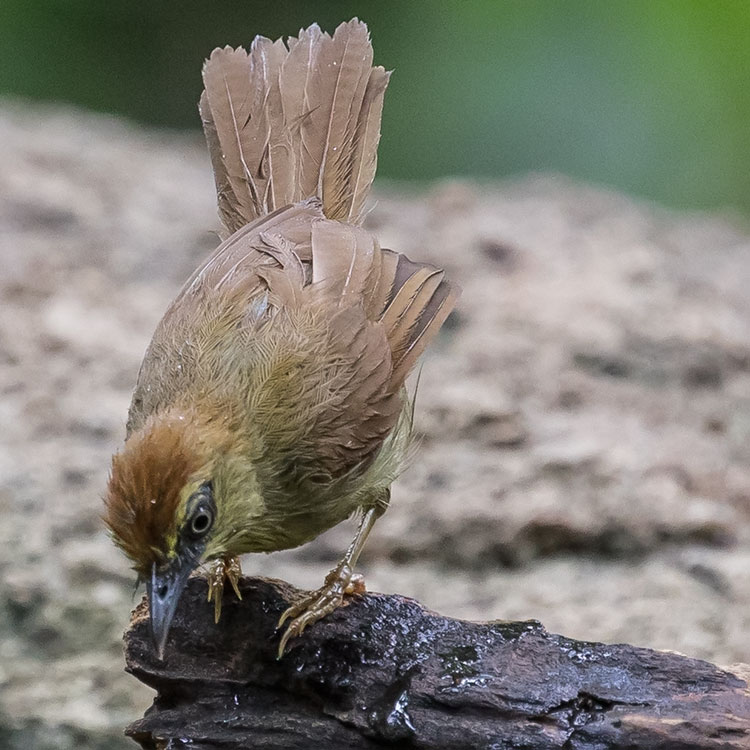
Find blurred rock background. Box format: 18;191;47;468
2;2;750;748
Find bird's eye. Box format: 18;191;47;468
189;507;214;537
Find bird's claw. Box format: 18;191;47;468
344;572;366;596
276;566;365;658
205;556;243;623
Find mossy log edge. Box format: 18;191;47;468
124;576;750;749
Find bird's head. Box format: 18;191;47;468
104;409;232;658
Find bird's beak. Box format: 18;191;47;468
146;557;195;660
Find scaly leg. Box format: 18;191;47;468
277;507;379;657
205;555;243;623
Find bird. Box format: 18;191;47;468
104;18;458;659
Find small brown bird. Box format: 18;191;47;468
104;19;457;658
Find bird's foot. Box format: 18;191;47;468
276;565;365;657
205;556;243;623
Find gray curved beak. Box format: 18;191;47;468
146;558;195;660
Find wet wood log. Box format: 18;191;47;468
124;576;750;749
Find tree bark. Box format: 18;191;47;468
124;576;750;749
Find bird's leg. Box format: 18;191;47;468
205;555;243;623
277;506;380;657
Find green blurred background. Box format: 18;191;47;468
2;0;749;213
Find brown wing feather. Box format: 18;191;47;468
388;271;457;384
310;219;377;304
289;219;458;475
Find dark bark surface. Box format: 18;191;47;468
124;576;750;749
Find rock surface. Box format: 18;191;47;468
2;101;750;747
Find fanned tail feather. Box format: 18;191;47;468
201;19;389;234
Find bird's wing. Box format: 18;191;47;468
243;214;458;480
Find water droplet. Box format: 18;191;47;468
369;687;415;740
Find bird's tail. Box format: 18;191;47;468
200;19;389;236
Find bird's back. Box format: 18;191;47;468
128;20;458;485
